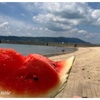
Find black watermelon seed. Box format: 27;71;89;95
33;75;38;81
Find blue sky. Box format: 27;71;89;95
0;2;100;44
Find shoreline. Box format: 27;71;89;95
43;47;78;57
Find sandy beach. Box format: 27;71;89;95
49;47;100;98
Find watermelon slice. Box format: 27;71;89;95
0;48;75;98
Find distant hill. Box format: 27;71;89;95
0;36;90;44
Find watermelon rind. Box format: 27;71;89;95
52;56;75;97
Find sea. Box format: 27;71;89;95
0;43;77;56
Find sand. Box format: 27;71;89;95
49;47;100;98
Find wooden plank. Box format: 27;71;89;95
98;83;100;97
56;80;100;98
72;80;80;97
75;81;83;97
66;80;75;98
94;83;100;97
71;80;76;97
56;80;72;98
61;80;72;98
82;82;88;98
90;83;97;98
85;82;92;98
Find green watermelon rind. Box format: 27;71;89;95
52;56;75;98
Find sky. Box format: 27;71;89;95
0;2;100;44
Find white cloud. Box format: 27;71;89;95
0;22;10;35
0;14;40;36
27;32;32;36
32;3;88;31
42;2;89;19
0;13;52;37
92;10;100;18
0;22;9;28
33;14;75;31
19;2;100;32
78;30;88;35
20;2;43;14
32;2;100;32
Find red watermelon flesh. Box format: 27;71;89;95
0;48;25;81
0;48;75;98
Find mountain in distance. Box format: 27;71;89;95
0;36;91;44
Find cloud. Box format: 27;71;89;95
32;2;100;32
0;14;37;36
32;2;89;31
20;2;44;15
42;2;88;19
91;9;100;25
0;14;51;37
0;22;10;36
0;22;9;28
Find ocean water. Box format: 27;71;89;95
0;43;76;56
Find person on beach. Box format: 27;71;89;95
62;49;65;53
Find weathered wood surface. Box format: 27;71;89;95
49;47;100;98
56;80;100;98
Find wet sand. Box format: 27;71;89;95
49;47;100;98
